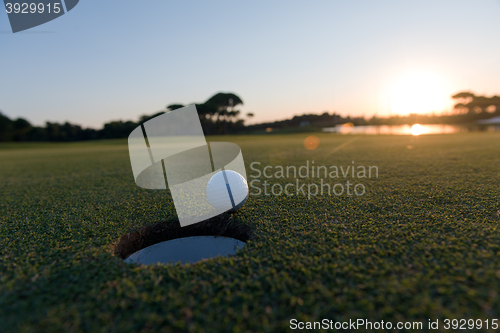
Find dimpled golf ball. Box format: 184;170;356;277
206;170;248;211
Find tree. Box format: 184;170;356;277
138;111;165;124
196;103;218;122
204;92;244;134
166;104;184;111
0;111;13;141
12;118;32;141
452;91;500;114
205;93;243;111
452;92;475;100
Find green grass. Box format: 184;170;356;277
1;133;500;332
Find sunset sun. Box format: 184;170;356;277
389;71;450;116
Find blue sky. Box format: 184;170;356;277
1;0;500;128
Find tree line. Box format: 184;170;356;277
0;91;498;142
245;91;500;131
0;92;247;142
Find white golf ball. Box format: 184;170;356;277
206;170;248;211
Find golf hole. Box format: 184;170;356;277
114;215;252;265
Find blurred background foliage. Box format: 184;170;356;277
1;91;499;142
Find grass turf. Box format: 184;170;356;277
0;133;499;332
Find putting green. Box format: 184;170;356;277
1;133;499;332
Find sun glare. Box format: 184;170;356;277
304;135;320;150
389;71;449;116
411;124;423;136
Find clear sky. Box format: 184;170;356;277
1;0;500;128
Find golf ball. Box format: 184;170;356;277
206;170;248;211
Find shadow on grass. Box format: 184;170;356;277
114;214;253;259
